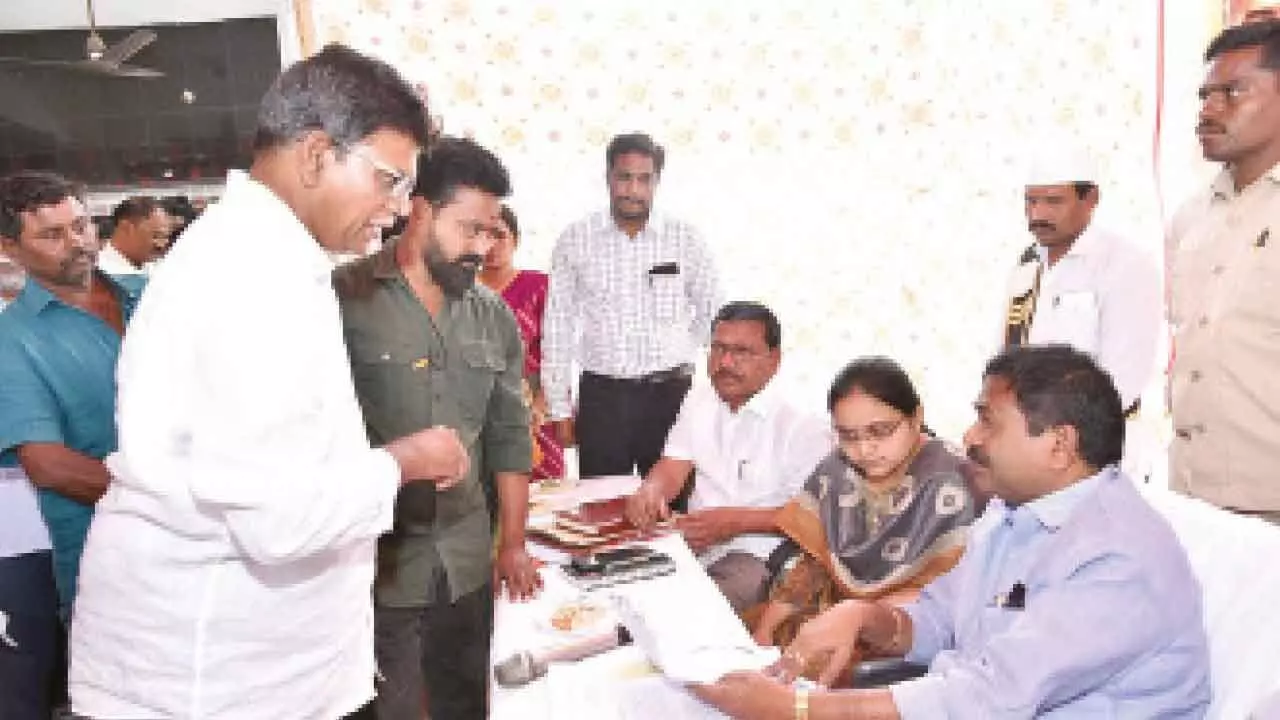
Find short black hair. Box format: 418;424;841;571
606;132;665;175
984;344;1124;470
0;171;83;240
1071;182;1097;200
162;195;197;223
827;356;922;417
713;301;781;349
498;204;519;238
411;136;511;207
111;196;162;225
254;44;430;152
1205;18;1280;67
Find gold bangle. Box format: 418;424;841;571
794;685;810;720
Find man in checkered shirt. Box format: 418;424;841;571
543;132;722;482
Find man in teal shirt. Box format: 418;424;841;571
0;172;145;616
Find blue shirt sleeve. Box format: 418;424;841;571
891;553;1165;719
903;558;961;664
0;333;65;462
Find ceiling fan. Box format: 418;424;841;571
0;0;164;78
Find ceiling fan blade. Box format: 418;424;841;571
0;57;163;79
99;29;157;67
0;57;92;69
108;64;165;79
74;59;164;78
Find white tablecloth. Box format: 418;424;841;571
492;477;761;719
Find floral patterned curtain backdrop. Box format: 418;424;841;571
304;0;1163;439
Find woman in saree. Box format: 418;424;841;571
751;357;982;672
479;204;565;481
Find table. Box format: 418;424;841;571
490;477;759;719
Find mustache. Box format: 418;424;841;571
967;445;989;468
1028;220;1055;232
1197;121;1225;134
712;370;742;382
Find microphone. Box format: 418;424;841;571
492;625;632;687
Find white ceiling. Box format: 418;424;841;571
0;0;284;31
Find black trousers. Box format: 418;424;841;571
576;369;693;479
0;550;61;720
373;579;493;720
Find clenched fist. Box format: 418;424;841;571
385;425;469;490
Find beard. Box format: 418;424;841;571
424;235;481;299
57;250;96;287
611;197;651;223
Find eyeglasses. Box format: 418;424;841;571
708;342;766;363
347;146;415;199
834;417;906;444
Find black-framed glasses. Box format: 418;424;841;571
834;417;907;444
708;342;766;363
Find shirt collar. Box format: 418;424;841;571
223;169;334;282
597;208;662;239
370;239;401;280
1034;221;1102;264
98;242;143;273
1210;162;1280;202
8;270;140;317
367;237;479;300
1012;465;1114;531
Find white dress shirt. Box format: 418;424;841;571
1002;224;1161;410
662;377;832;564
0;466;52;559
70;171;400;720
543;210;722;419
96;241;148;277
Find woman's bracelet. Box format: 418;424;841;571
794;685;810;720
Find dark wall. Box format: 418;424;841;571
0;17;279;186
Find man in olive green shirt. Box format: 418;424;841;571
334;137;539;720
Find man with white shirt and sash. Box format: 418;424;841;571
68;45;471;720
1001;144;1161;479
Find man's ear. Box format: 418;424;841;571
1048;424;1082;471
409;196;435;224
294;130;335;190
0;232;19;256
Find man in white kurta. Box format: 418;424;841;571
69;46;468;720
1000;145;1162;479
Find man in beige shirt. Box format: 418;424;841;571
1168;20;1280;520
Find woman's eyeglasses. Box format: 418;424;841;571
834;417;906;444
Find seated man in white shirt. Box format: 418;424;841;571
626;301;831;612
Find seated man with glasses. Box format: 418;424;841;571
626;301;831;612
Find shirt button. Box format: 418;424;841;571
1197;316;1209;328
1211;265;1225;275
1190;370;1203;382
